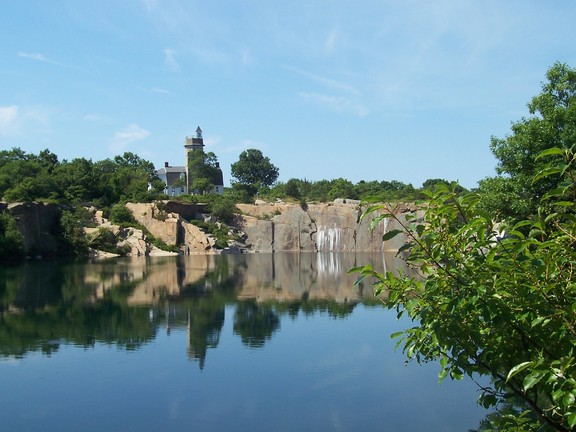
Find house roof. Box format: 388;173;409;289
157;166;186;175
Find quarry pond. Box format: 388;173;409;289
0;253;488;431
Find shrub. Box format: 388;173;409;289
207;196;238;224
88;227;120;254
0;212;24;261
109;204;135;224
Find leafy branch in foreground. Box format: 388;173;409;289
352;63;576;432
352;177;576;431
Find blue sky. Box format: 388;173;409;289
1;1;575;189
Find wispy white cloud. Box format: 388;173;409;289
0;105;19;136
298;92;369;116
221;139;264;154
163;48;180;72
17;51;74;69
150;87;170;94
142;0;157;13
239;47;251;66
110;124;150;153
0;104;53;137
364;1;511;110
203;136;221;148
17;52;51;62
324;28;339;54
138;86;171;94
142;3;235;66
286;66;360;95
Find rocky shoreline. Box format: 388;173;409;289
1;200;419;258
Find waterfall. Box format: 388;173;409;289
316;225;343;251
382;217;389;249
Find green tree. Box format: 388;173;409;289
0;148;60;202
327;178;357;201
0;212;24;260
187;150;222;194
113;152;161;202
109;204;136;225
59;206;96;255
421;178;450;190
190;177;214;195
285;178;301;199
206;195;238;224
307;179;332;202
353;65;576;432
229;182;258;203
55;158;96;203
355;180;576;431
230;149;279;192
478;62;576;222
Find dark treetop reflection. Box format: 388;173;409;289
0;253;488;432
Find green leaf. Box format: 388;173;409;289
478;393;498;409
523;373;543;391
369;214;389;230
450;369;464;380
543;186;571;200
535;147;565;160
568;412;576;428
382;229;403;241
507;361;534;381
533;166;563;182
397;243;412;253
438;368;448;382
563;392;575;407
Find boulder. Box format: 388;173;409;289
125;202;216;254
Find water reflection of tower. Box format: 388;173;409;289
186;309;206;370
186;305;225;370
186;310;206;369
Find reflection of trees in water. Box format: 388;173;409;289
0;253;392;361
233;300;280;348
469;397;540;432
0;261;155;358
274;292;358;319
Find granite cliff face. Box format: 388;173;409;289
0;202;61;256
123;200;418;254
1;200;418;257
234;200;418;253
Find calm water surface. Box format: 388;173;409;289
0;253;488;431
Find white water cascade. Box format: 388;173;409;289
382;217;389;250
316;225;343;251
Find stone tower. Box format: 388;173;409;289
184;126;204;190
182;126;224;195
184;126;204;154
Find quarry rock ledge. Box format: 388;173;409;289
234;200;417;253
1;200;418;257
